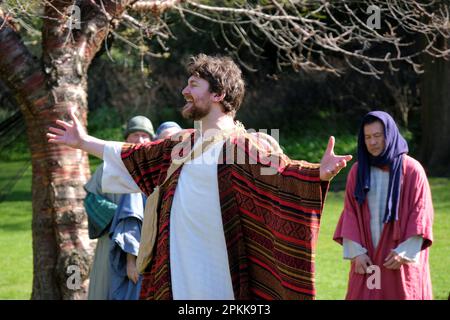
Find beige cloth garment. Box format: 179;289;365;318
136;127;244;273
88;233;112;299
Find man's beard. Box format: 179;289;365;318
181;100;211;120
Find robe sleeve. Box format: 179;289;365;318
115;218;141;256
393;235;423;263
343;238;367;260
402;158;434;250
333;164;363;246
102;142;141;194
257;132;330;211
104;135;180;196
109;193;144;278
281;159;329;211
110;193;144;256
242;133;329;251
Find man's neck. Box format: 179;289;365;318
199;108;236;139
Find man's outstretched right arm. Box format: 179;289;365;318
47;107;107;159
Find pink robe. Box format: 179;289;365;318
333;155;434;300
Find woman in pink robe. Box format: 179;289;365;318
334;111;434;300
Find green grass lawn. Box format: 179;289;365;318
0;159;449;300
0;161;33;299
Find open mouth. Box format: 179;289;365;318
183;102;193;110
183;97;194;110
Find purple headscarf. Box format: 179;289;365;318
355;111;409;223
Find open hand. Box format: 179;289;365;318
47;107;86;149
320;136;353;181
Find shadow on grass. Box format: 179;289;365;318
0;191;32;202
0;221;31;232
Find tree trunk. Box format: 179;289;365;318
0;15;94;299
0;0;136;299
420;38;450;176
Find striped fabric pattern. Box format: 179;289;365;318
121;129;328;300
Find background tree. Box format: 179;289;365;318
420;37;450;175
0;0;448;299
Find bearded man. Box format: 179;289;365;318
48;54;352;300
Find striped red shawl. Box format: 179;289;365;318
121;129;329;300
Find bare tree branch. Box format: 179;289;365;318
132;0;181;14
165;0;450;76
3;0;450;76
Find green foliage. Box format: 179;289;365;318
86;106;125;171
281;132;357;191
87;105;123;141
281;133;357;164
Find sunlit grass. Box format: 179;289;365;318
0;162;32;299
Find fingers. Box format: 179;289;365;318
328;159;348;176
55;119;71;129
48;126;66;136
127;271;134;283
353;254;373;274
130;272;138;284
325;136;335;156
336;160;347;170
337;155;353;166
47;139;64;145
353;258;364;274
384;251;394;262
47;133;57;140
383;251;404;269
355;262;368;274
332;156;352;171
47;125;66;144
69;107;80;125
355;264;365;274
363;256;372;272
384;258;401;269
47;133;65;144
384;258;400;269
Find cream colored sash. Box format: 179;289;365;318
136;129;241;273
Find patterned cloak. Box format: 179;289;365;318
120;129;329;300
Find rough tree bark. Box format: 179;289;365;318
0;0;137;299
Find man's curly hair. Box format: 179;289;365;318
186;54;245;117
